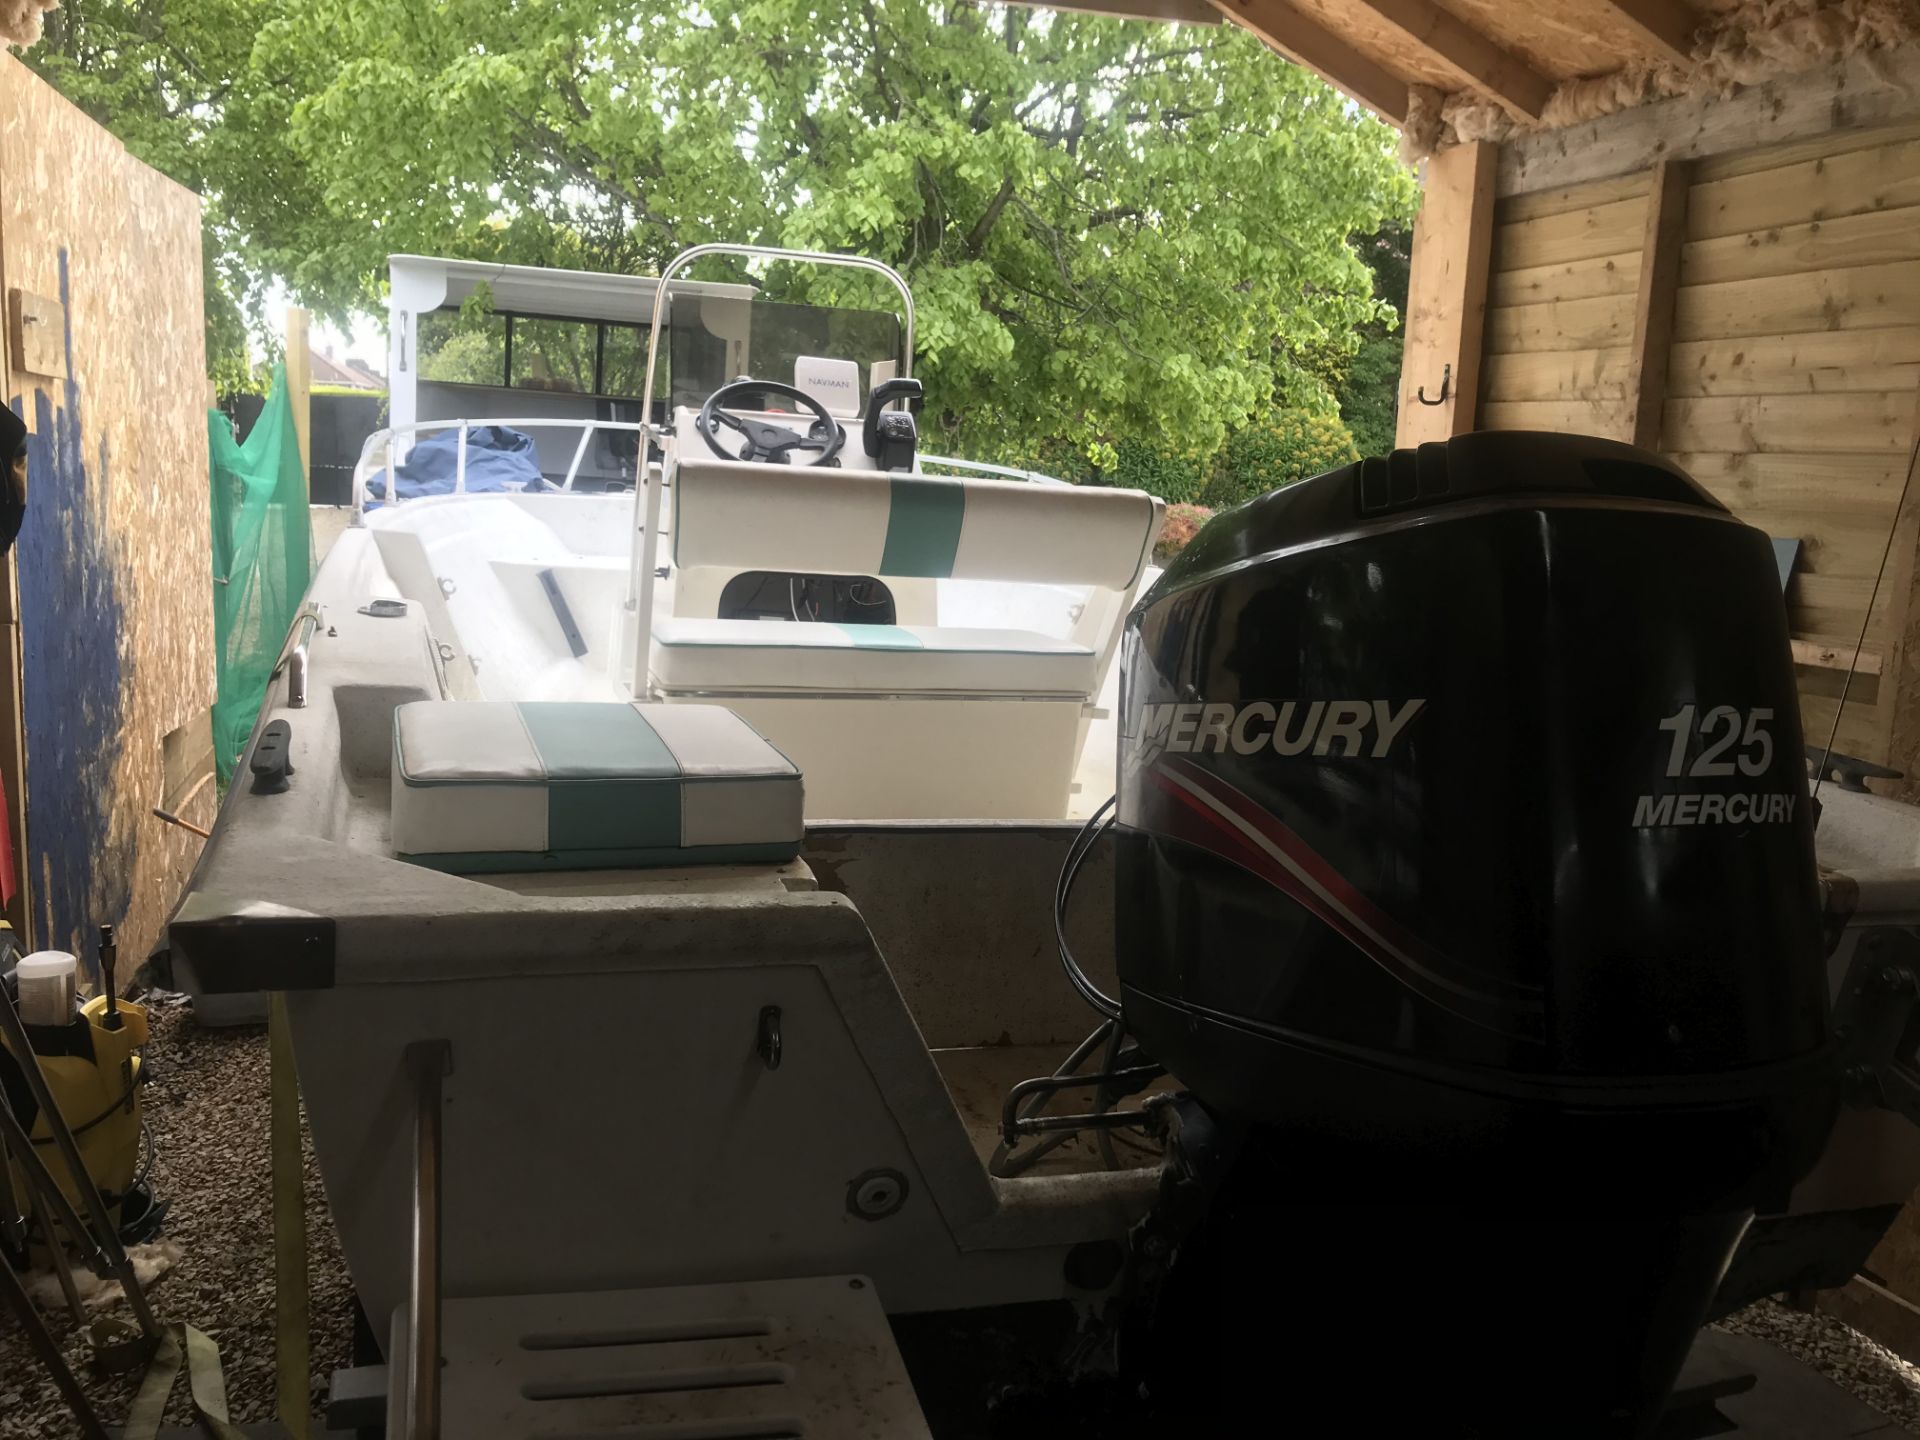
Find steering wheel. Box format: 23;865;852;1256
697;379;846;466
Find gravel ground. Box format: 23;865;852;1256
0;999;355;1435
1718;1297;1920;1430
5;1003;1920;1436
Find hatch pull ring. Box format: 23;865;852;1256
1416;364;1451;407
756;1006;783;1071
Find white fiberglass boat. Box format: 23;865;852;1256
163;244;1920;1440
167;246;1176;1438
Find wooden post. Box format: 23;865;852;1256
1396;141;1497;449
1626;160;1691;452
285;306;312;501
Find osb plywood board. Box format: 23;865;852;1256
1432;0;1680;80
1272;0;1701;88
0;54;215;968
1272;0;1458;91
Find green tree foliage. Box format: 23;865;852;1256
1336;221;1411;458
419;329;508;386
21;0;1413;460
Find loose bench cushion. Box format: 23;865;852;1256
649;617;1097;696
392;701;803;872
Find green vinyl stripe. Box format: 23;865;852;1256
517;702;678;778
550;778;682;849
879;475;965;577
517;702;682;849
834;624;922;649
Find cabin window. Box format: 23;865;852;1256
510;318;597;394
599;324;660;400
417;309;507;387
415;294;903;409
419;306;661;401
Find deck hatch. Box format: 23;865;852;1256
391;1273;931;1438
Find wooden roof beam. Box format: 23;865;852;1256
1597;0;1699;67
1348;0;1555;121
1209;0;1410;125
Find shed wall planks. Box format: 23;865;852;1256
1473;118;1920;766
0;55;215;968
1479;173;1646;442
1487;252;1640;308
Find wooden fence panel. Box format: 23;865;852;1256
0;55;214;966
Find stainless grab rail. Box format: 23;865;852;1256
284;610;320;709
405;1040;451;1440
349;416;652;515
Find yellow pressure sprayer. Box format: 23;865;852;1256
0;923;148;1235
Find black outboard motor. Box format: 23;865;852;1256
1114;433;1836;1436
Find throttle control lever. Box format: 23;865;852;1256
863;378;924;472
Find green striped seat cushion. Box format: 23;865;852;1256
391;701;803;873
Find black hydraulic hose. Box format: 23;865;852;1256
1056;795;1122;1021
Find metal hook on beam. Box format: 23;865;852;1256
1416;364;1451;407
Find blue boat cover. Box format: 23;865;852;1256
366;426;545;503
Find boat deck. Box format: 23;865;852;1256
931;1043;1173;1180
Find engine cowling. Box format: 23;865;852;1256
1115;432;1837;1434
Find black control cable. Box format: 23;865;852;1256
1817;428;1920;801
1056;794;1122;1021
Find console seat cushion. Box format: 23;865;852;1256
391;701;802;872
649;617;1097;696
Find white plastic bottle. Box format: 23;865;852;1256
16;950;77;1027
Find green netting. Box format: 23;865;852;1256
208;364;312;783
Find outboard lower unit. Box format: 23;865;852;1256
1113;433;1837;1436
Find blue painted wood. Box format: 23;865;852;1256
8;252;129;968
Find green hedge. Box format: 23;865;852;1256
977;410;1360;510
1203;412;1359;508
1107;437;1211;505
